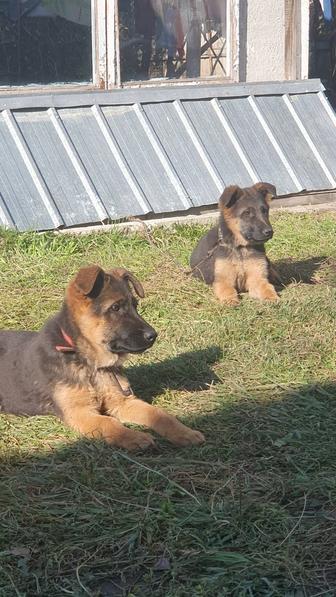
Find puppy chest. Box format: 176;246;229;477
94;369;131;401
215;256;247;291
215;253;267;292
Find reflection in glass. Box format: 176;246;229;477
118;0;228;82
0;0;92;86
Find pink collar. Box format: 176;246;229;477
55;328;76;353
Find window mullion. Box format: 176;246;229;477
107;0;120;88
229;0;240;82
92;0;108;89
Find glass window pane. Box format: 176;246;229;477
0;0;92;86
118;0;228;83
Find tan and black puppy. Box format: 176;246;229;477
0;266;205;451
190;183;278;306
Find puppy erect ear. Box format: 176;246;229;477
254;182;277;204
110;268;145;298
74;265;105;298
219;185;244;209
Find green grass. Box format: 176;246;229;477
1;212;336;596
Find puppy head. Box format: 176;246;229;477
66;266;157;364
219;182;276;246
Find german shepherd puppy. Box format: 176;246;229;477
190;183;278;305
0;266;205;451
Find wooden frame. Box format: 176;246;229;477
285;0;310;80
285;0;301;79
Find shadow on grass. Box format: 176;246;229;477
126;345;222;401
1;376;336;595
273;256;331;288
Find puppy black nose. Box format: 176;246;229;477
143;330;157;343
263;228;273;239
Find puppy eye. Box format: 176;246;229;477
242;209;251;217
110;303;120;312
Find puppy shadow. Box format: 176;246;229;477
126;345;222;402
272;256;335;289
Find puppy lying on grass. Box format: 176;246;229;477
0;265;205;451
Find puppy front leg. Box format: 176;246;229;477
54;384;155;451
249;280;278;301
245;258;279;302
213;258;239;306
109;396;205;447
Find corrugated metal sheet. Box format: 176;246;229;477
0;78;335;231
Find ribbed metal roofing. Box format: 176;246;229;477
0;79;335;231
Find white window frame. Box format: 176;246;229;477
92;0;120;88
0;0;242;93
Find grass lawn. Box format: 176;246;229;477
1;211;336;596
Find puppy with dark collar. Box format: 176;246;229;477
0;266;205;451
190;183;279;306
